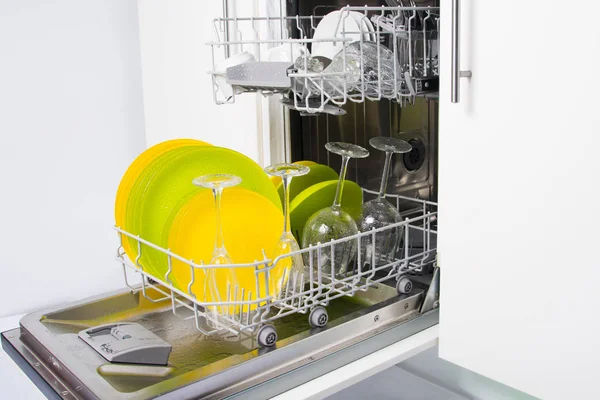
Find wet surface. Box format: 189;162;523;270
40;292;375;393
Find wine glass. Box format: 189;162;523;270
192;173;242;329
358;137;412;269
265;163;310;304
302;142;369;279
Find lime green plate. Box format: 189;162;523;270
124;146;203;264
290;179;363;243
134;146;281;281
276;164;338;205
115;139;208;259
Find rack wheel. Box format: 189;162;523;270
396;277;413;295
257;325;277;348
309;306;328;328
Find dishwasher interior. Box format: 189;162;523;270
2;1;441;399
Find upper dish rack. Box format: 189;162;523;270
207;5;440;113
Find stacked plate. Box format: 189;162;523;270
116;143;363;304
115;139;283;302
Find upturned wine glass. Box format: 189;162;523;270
265;163;310;304
192;173;242;330
301;142;369;279
358;137;412;268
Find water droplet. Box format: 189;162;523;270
62;390;69;396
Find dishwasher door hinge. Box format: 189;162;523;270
419;265;440;314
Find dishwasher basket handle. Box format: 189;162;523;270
451;0;472;103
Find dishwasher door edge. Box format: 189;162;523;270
173;309;440;400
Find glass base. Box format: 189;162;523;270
271;233;306;306
358;198;402;268
301;206;358;279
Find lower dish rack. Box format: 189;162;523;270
115;189;437;347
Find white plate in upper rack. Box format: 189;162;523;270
351;12;376;42
312;10;375;60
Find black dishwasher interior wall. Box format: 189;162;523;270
288;0;439;204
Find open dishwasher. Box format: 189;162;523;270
2;1;442;399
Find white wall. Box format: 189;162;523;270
138;0;270;165
0;0;146;317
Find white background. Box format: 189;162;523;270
0;0;146;317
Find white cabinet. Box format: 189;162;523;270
437;1;600;399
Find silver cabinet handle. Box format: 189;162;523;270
451;0;472;103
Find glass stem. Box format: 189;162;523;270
333;156;350;208
282;175;292;234
213;187;226;253
378;151;393;199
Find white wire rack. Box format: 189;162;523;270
207;5;439;113
115;189;437;343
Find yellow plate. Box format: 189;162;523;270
115;139;209;256
134;146;282;281
290;179;363;243
125;146;204;262
270;160;318;187
276;163;338;205
168;187;284;309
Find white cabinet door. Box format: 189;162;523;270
438;1;600;399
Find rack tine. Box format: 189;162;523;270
330;239;336;282
355;233;363;284
121;262;137;293
188;260;197;299
297;271;305;308
170;288;178;316
165;252;173;286
246;291;252;326
116;230;125;257
135;238;143;270
238;288;245;323
308;246;315;295
284;266;292;304
317;243;323;289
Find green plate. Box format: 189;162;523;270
133;146;281;281
276;164;339;205
125;146;202;263
115;139;208;259
290;179;363;243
